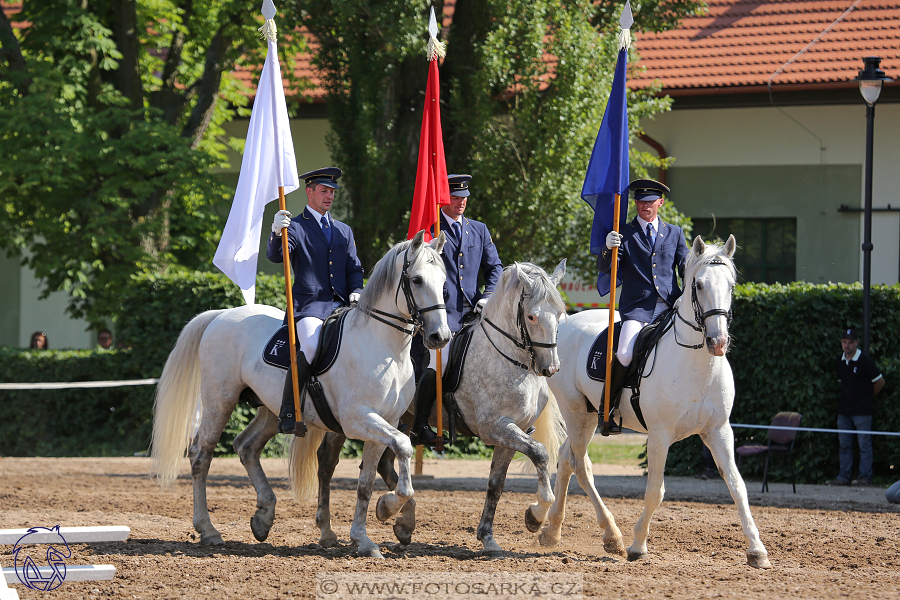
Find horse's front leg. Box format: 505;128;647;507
628;430;672;561
315;432;347;548
477;445;517;556
704;426;772;568
372;428;414;526
348;441;386;557
376;447;415;545
232;405;279;542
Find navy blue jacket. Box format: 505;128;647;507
598;217;688;322
267;207;365;321
431;211;503;332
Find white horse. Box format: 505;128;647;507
151;231;450;558
315;260;569;555
535;236;772;568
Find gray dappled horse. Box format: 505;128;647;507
536;236;772;568
151;231;449;557
316;260;568;555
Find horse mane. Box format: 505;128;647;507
684;240;737;282
487;262;566;319
355;238;444;318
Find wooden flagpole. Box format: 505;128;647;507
434;202;445;453
279;186;305;437
602;193;621;432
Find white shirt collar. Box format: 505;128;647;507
306;206;329;228
637;215;660;236
842;347;862;364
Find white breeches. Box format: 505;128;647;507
427;332;454;372
616;319;646;368
296;317;323;364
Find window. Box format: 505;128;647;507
690;218;796;284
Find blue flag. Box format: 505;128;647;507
582;47;629;297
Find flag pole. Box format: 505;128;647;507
602;194;621;432
434;202;445;453
280;185;306;437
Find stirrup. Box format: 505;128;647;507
411;423;437;447
599;408;622;436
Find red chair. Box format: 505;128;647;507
735;412;802;493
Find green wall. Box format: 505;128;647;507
0;254;20;346
667;164;861;284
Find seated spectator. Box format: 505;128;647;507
97;329;113;350
29;331;48;349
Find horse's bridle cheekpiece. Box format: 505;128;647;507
365;248;446;336
675;258;734;350
481;289;557;373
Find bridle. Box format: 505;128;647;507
481;289;557;373
365;248;446;336
674;258;734;350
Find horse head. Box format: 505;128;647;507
686;234;737;356
485;258;567;376
403;230;451;349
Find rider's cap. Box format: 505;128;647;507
448;174;472;197
841;328;859;340
301;167;342;189
629;178;670;202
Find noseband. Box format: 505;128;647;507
366;248;446;336
482;289;557;372
675;258;734;350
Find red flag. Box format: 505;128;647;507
407;58;450;241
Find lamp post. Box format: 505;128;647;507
855;56;891;352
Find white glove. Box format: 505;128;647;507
349;292;361;304
272;210;292;236
605;230;622;249
475;298;488;313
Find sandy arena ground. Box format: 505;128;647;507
0;444;898;599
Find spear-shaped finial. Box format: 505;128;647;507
617;1;633;51
260;0;278;42
426;6;446;61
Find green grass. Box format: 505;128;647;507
585;442;645;466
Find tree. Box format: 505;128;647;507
292;0;705;281
0;0;308;325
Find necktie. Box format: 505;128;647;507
647;223;656;250
321;215;332;245
452;221;462;243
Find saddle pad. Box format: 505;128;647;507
586;322;622;382
262;309;349;376
443;323;476;394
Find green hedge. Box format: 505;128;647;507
663;282;900;485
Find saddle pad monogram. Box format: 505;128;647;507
586;322;622;382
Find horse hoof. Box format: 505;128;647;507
524;506;542;533
538;528;559;548
319;532;339;548
626;549;647;562
747;550;772;569
481;549;506;558
393;523;412;546
604;537;627;557
375;495;392;523
199;533;225;546
250;513;272;542
357;547;384;559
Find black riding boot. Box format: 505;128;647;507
599;356;627;436
279;354;312;435
410;368;438;447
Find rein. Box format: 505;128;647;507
366;248;446;337
674;258;734;350
481;289;557;372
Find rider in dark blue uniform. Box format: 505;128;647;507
410;174;503;446
597;179;688;433
267;167;365;434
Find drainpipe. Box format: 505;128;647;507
637;132;667;186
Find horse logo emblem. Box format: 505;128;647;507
12;525;71;591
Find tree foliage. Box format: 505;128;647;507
0;0;308;326
291;0;704;280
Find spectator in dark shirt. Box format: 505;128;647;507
826;329;885;487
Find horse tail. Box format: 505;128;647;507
151;309;226;487
532;389;566;473
288;428;326;502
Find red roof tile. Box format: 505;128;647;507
630;0;900;94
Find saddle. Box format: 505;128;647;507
437;318;479;442
262;307;351;434
584;308;676;428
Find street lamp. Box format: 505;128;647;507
855;56;891;352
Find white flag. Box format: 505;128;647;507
213;36;299;305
